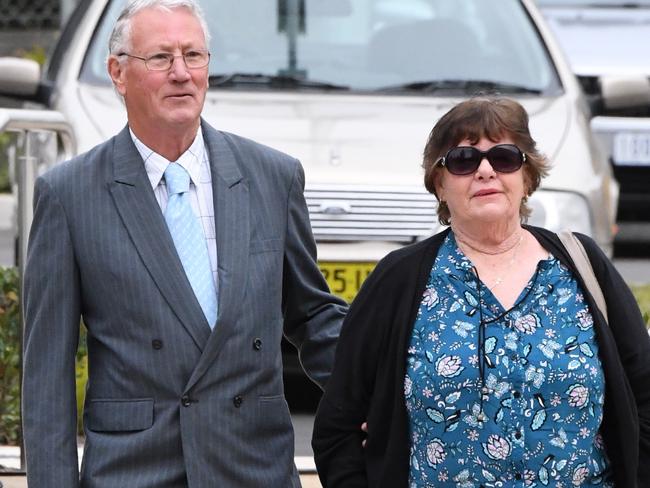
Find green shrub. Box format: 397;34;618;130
631;284;650;329
0;267;88;445
0;267;21;445
0;132;13;193
76;325;88;434
16;45;47;67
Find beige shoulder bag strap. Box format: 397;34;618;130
558;231;608;324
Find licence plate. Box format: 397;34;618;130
319;262;375;303
613;132;650;166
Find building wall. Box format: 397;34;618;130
0;0;61;29
0;0;77;57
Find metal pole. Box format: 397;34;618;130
17;138;36;275
15;134;38;472
286;0;299;74
0;108;76;473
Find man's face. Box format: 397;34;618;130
109;7;209;135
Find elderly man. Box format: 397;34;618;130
21;0;346;486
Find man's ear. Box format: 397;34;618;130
108;56;127;96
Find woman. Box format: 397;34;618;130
312;97;650;487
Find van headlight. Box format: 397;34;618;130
527;190;593;236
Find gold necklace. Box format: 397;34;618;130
488;233;523;290
456;232;522;255
456;232;524;290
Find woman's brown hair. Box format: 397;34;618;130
423;96;550;225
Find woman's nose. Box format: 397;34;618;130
475;157;496;178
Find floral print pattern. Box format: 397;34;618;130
406;234;612;487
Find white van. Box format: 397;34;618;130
1;0;618;303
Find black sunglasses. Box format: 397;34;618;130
436;144;527;176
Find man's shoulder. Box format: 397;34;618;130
42;132;121;184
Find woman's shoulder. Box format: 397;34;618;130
525;225;609;272
355;229;449;301
376;229;449;274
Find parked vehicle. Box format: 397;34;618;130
0;0;619;375
538;0;650;243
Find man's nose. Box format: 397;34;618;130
168;56;191;80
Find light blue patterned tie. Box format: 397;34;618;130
164;163;218;328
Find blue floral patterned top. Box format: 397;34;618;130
405;233;612;487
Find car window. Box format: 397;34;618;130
45;0;94;84
80;0;561;95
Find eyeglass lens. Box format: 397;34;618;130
147;51;209;70
444;144;524;175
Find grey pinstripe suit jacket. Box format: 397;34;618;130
22;121;347;487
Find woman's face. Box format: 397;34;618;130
435;136;527;227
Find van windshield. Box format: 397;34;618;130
81;0;561;95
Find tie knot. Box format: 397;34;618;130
164;163;190;195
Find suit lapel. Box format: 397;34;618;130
108;126;211;350
186;122;250;391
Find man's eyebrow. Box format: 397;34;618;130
146;43;206;52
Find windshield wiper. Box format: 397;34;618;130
374;79;543;95
209;73;349;91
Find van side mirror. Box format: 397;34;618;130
0;57;41;98
600;75;650;110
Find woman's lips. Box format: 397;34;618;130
473;189;500;197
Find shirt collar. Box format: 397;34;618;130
130;126;206;190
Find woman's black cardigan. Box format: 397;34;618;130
312;226;650;487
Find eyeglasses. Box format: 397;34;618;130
118;50;210;71
436;144;527;176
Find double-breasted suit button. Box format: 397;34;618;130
152;339;163;350
181;395;192;407
253;338;262;350
233;395;243;408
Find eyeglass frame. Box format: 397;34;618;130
117;50;211;71
435;143;527;176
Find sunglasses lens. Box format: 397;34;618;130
445;147;482;175
443;144;524;175
488;145;524;173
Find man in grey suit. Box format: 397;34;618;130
21;0;347;486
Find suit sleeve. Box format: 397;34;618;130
579;235;650;484
22;176;81;487
281;161;347;389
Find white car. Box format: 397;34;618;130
1;0;619;302
538;0;650;244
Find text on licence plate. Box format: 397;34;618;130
613;132;650;166
319;262;376;303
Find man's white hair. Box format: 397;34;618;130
108;0;211;55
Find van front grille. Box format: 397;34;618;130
305;184;440;242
